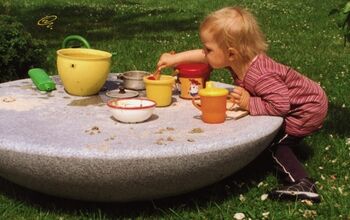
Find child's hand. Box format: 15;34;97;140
231;86;250;111
157;51;177;70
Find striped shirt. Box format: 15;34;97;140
234;54;328;137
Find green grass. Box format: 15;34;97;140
1;0;350;219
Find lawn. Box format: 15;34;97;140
0;0;350;219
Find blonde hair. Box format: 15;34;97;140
200;6;267;64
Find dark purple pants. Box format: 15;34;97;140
269;131;309;183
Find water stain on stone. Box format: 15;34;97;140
10;84;35;90
68;96;104;106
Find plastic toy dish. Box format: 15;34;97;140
107;98;156;123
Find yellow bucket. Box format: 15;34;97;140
143;75;175;107
57;48;111;96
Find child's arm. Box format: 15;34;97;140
157;49;207;70
248;74;290;116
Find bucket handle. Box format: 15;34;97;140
62;35;91;49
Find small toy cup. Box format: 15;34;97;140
192;81;234;123
175;63;211;99
143;75;175;107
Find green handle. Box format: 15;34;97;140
62;35;91;48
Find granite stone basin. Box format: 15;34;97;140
0;75;283;201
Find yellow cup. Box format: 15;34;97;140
143;75;175;107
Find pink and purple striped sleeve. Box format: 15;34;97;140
249;74;290;116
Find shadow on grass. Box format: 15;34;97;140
0;145;313;219
2;1;202;49
322;103;350;138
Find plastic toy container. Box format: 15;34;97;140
143;75;175;107
192;81;233;124
175;63;211;99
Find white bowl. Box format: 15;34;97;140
107;98;156;123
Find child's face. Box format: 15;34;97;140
200;30;230;69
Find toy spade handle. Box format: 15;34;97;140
28;68;56;92
62;35;91;49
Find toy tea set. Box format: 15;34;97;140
29;35;239;124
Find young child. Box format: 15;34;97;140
157;6;328;202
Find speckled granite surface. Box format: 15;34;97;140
0;75;282;201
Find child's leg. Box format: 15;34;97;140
268;132;320;202
270;134;308;183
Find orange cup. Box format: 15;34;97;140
192;81;234;124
